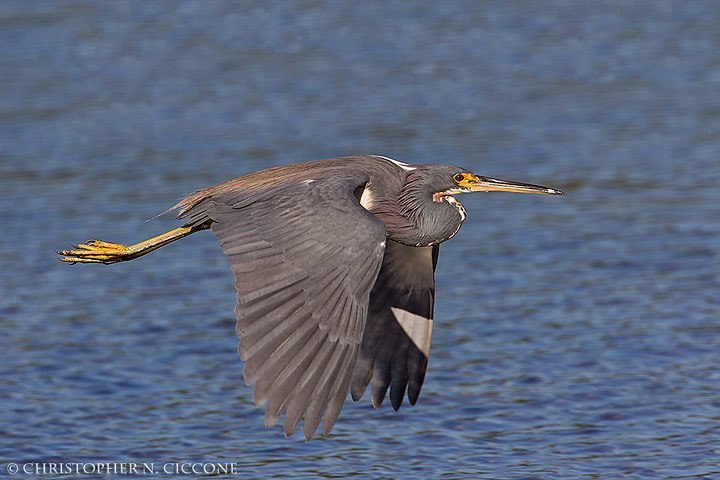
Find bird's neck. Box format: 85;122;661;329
371;173;465;247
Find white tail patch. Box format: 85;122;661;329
372;155;416;171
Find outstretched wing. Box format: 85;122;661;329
184;176;386;439
350;240;438;410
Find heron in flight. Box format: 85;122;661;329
59;155;563;440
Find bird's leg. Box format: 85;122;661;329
58;222;210;265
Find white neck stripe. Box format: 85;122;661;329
372;155;416;171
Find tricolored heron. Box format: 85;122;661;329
58;155;563;440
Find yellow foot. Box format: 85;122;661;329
57;239;136;264
58;225;207;265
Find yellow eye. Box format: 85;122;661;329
453;173;465;182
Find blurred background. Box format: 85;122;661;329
1;1;719;478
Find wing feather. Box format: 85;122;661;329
179;173;386;439
261;319;323;426
389;336;410;410
283;336;335;436
302;342;348;439
351;241;438;410
323;344;359;435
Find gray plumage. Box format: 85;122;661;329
173;156;465;438
59;154;563;440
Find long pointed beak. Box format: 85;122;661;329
465;175;564;195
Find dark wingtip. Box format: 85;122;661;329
370;379;390;409
408;388;420;406
390;381;407;411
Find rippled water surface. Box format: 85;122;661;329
2;2;720;478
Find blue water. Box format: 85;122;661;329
2;1;719;478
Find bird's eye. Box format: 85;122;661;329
453;173;465;182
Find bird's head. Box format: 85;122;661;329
428;165;564;203
395;164;564;246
